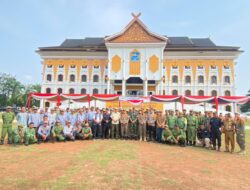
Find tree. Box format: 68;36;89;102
240;89;250;112
0;73;41;107
0;73;25;106
21;84;41;107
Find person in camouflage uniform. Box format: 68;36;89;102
129;108;138;139
0;106;15;145
52;120;65;142
24;122;37;146
137;110;147;141
234;113;246;155
167;110;177;131
222;113;235;153
187;110;198;146
12;125;25;145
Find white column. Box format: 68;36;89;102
144;80;148;96
160;80;164;95
122;79;126;96
107;57;111;94
40;99;44;108
107;80;110;94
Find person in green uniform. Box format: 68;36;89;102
172;125;186;146
52;120;65;142
0;106;15;145
176;112;186;131
162;126;174;144
24;122;37;146
187;110;198;146
129;108;138;139
82;123;93;140
167;110;177;131
12;125;25;145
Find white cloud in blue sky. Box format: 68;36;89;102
0;0;249;94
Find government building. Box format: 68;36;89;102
37;13;242;111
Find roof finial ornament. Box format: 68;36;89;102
131;12;141;19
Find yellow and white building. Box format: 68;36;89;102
37;14;242;111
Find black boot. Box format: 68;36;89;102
189;141;192;146
193;141;196;146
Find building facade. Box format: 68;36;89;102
37;14;242;111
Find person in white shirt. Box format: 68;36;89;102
63;121;75;141
111;108;121;139
16;107;28;129
48;108;57;127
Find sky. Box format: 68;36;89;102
0;0;249;95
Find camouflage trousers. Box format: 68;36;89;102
24;135;37;145
13;135;23;144
236;132;245;151
129;123;138;137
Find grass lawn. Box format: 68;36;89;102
0;117;250;189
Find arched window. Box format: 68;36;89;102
46;74;52;82
93;88;98;94
225;90;231;96
46;88;51;94
211;90;217;96
93;75;99;82
198;90;204;96
69;88;75;94
198;75;204;84
185;75;191;84
172;75;178;83
81;75;87;82
172;90;178;95
70;74;75;82
58;74;63;82
211;76;217;84
45;102;50;107
225;105;231;112
57;88;63;94
185;90;191;96
224;76;230;84
81;88;86;94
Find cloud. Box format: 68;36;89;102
23;74;33;81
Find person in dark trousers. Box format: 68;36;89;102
102;109;111;139
209;112;223;151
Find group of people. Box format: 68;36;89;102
0;105;246;154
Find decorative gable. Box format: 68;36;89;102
105;13;167;43
109;21;163;43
